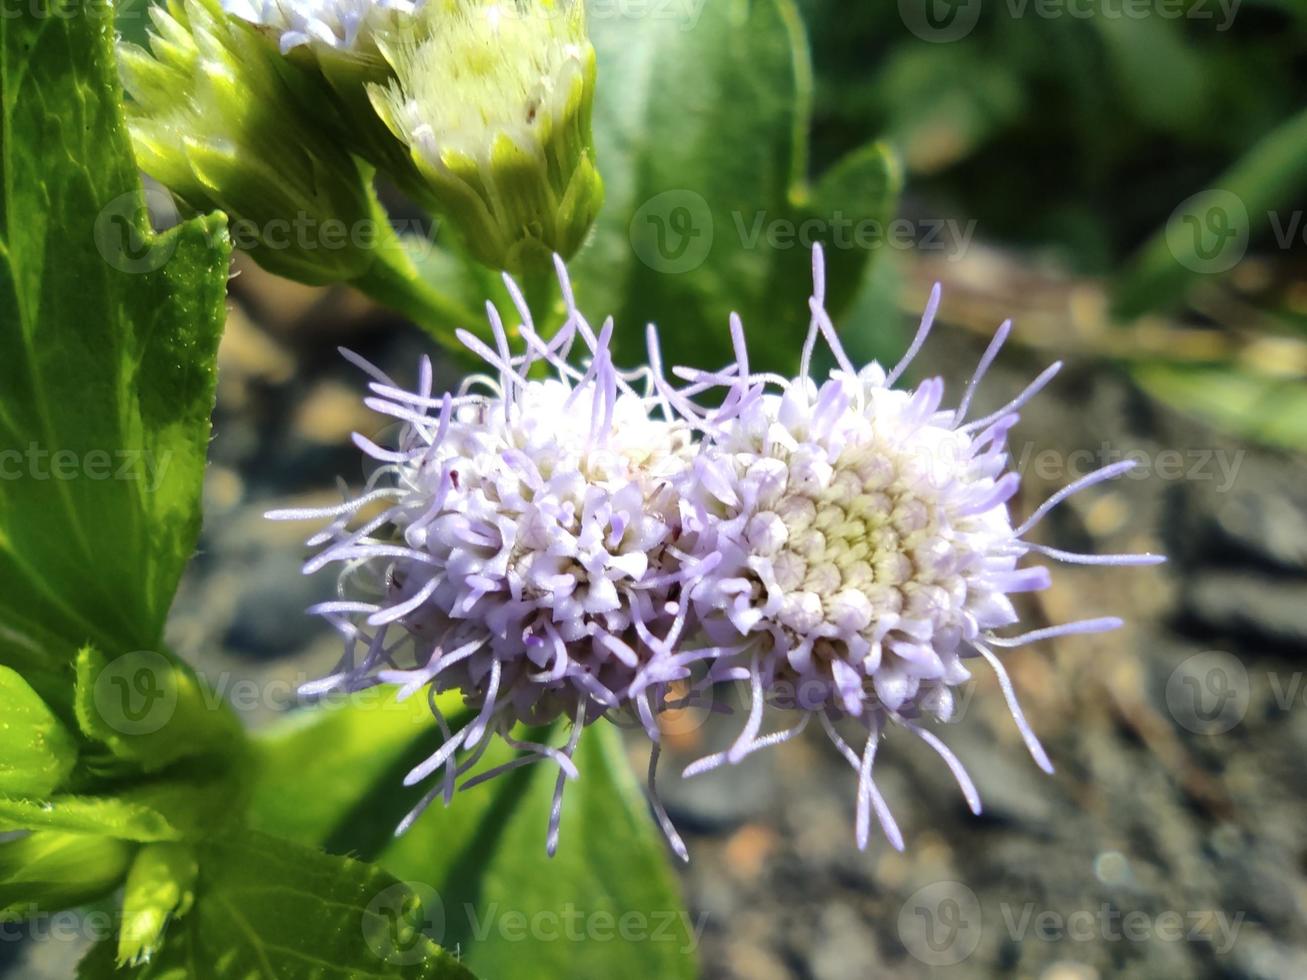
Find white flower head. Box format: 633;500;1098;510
367;0;603;272
271;259;695;856
371;0;592;167
274;247;1162;859
222;0;419;54
652;246;1163;851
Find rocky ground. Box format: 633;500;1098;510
7;252;1306;979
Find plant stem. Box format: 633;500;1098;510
349;193;483;353
519;257;564;339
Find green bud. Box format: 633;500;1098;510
369;0;605;273
118;0;380;284
117;843;198;967
0;833;134;921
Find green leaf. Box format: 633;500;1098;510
0;794;182;842
571;0;900;372
250;697;698;980
0;0;231;678
1133;362;1307;452
379;724;700;980
1113;106;1307;318
249;688;471;858
0;831;134;920
0;766;246;842
0;665;78;797
1092;15;1206;134
72;646;244;776
76;831;477;980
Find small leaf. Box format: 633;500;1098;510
0;831;134;921
0;666;78;797
76;831;477;979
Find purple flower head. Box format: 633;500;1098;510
270;259;697;854
652;247;1162;851
273;247;1162;859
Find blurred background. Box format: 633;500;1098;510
11;0;1307;977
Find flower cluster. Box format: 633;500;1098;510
123;0;603;281
273;248;1161;858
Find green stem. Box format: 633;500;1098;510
519;257;564;339
349;193;484;353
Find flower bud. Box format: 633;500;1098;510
119;0;379;284
368;0;604;273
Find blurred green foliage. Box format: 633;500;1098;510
801;0;1307;273
800;0;1307;449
